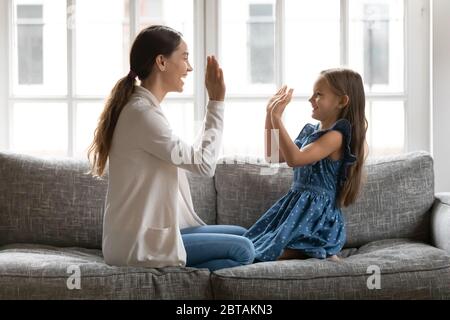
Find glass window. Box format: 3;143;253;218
222;101;266;157
139;0;194;96
161;102;195;144
75;103;103;159
349;0;404;93
220;0;276;95
248;3;275;84
12;0;67;96
284;0;340;95
366;101;405;156
5;0;411;159
75;0;130;96
17;5;43;85
283;100;318;141
12;103;68;156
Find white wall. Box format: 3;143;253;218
432;0;450;193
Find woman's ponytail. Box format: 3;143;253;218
87;74;135;177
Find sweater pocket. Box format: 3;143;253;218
139;226;181;262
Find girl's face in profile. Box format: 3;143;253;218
308;76;342;122
163;40;193;92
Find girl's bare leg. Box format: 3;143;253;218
277;248;310;260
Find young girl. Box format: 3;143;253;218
244;68;367;261
88;25;254;271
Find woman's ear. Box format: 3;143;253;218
155;54;167;72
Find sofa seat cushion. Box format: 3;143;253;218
211;239;450;299
0;244;211;299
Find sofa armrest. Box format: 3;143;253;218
431;192;450;253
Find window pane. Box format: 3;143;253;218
75;101;195;158
349;0;404;93
366;101;405;157
220;0;276;95
17;5;43;85
75;103;104;159
161;102;195;144
285;100;405;158
139;0;194;97
285;0;340;95
283;100;318;142
12;0;67;96
12;103;68;156
76;0;129;96
221;101;266;157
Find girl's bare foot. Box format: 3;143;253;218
277;248;310;260
327;255;341;262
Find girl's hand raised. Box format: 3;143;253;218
267;86;294;119
205;56;226;101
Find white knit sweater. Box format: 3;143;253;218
102;86;224;268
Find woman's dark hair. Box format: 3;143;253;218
88;25;183;177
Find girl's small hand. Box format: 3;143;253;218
268;86;294;119
205;55;226;101
266;85;287;113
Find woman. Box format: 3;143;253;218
88;25;255;271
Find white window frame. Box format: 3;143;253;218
0;0;431;156
209;0;431;154
0;0;10;151
0;0;207;156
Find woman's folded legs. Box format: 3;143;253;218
181;225;255;271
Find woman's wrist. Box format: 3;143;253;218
207;91;225;101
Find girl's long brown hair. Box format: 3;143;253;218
321;68;369;208
87;25;182;177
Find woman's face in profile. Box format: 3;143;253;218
163;40;193;92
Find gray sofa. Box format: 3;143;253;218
0;151;449;299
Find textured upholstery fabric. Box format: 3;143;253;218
0;153;106;248
215;151;435;248
0;152;216;248
211;239;450;299
431;193;450;253
185;172;217;225
0;151;447;299
0;243;212;299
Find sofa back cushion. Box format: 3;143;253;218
0;153;106;248
214;152;435;248
0;152;216;248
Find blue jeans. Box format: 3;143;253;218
181;225;255;271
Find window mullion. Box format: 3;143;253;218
275;0;285;88
203;0;219;121
340;0;349;66
67;0;76;157
205;0;220;59
130;0;138;41
1;1;11;150
405;0;430;152
193;0;206;123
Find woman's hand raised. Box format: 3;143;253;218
205;56;226;101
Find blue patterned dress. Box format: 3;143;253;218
244;119;357;261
